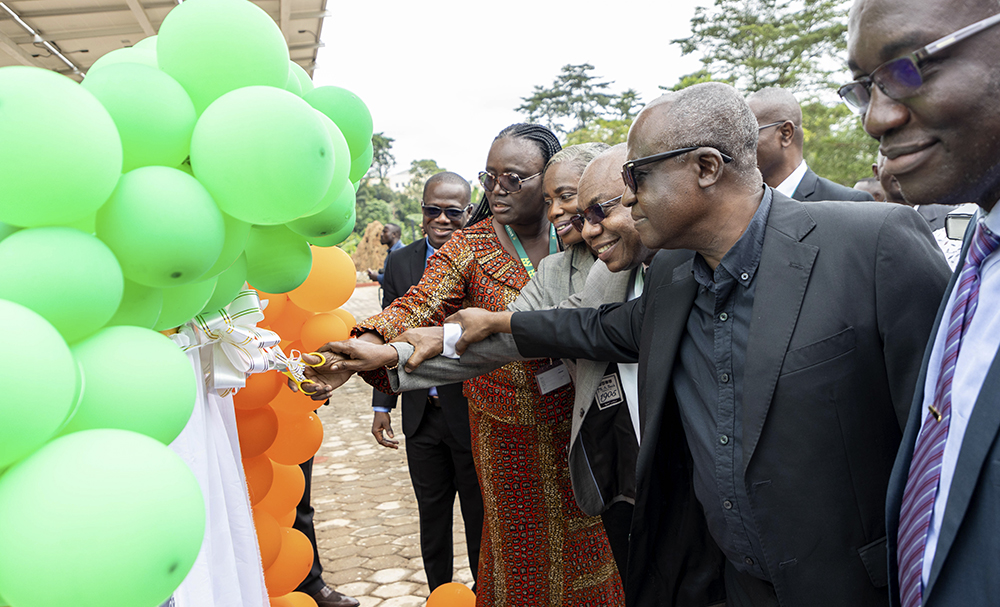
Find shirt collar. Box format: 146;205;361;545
982;203;1000;234
691;187;773;289
425;238;437;260
775;159;808;198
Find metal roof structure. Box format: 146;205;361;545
0;0;326;81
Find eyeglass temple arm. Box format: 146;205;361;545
920;12;1000;59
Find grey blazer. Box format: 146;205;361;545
885;214;1000;606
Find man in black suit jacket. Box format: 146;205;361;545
748;87;873;202
451;84;950;606
848;1;1000;605
371;172;483;590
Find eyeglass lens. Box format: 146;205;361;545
422;206;465;220
478;171;527;193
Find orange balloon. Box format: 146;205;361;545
258;291;288;327
258;462;305;519
243;453;275;505
329;308;355;329
287;246;356;312
270;387;320;416
234;370;284;411
427;582;476;607
235;404;279;458
299;313;348;352
263;527;314;597
270;592;318;607
275;506;296;527
267;407;324;466
268;300;313;342
252;508;282;570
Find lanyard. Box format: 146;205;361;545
504;223;558;279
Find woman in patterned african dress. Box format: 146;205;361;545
330;125;623;606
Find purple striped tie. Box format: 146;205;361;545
897;221;1000;607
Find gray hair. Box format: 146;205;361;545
544;142;611;178
665;83;760;180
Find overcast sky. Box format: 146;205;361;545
311;0;716;183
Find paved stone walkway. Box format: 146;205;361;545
309;284;472;606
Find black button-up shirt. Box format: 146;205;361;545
671;187;773;580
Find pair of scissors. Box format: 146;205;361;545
282;352;327;395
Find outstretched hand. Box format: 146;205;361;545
317;338;400;373
391;327;445;372
445;309;514;355
297;352;352;401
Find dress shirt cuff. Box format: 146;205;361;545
372;407;391;413
442;323;462;359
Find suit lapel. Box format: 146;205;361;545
741;196;818;473
408;239;428;286
792;169;818;201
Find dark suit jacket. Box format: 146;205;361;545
885;215;1000;606
510;192;950;607
793;168;874;202
377;238;469;446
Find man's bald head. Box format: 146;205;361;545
747;87;804;143
746;87;805;187
578;144;628;208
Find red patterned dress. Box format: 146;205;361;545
357;219;623;606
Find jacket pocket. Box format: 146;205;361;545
858;535;889;588
780;326;856;375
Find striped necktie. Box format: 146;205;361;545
897;220;1000;607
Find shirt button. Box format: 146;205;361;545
720;373;730;383
720;435;729;445
745;557;755;566
719;312;729;321
740;272;749;281
579;408;585;418
723;500;733;510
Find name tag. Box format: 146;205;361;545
536;360;571;395
595;371;624;410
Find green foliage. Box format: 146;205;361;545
518;64;641;135
663;69;731;92
337;232;361;256
801;100;879;186
370;132;396;182
565;118;633;146
670;0;848;93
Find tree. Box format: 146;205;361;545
370;132;396;182
801;101;879;187
518;64;639;135
671;0;848;93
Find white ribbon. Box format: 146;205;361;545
177;289;308;395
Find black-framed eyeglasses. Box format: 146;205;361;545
478;170;541;193
838;12;1000;115
621;146;734;193
569;195;623;232
421;205;469;220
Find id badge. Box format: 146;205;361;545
536;360;571;395
595;371;625;410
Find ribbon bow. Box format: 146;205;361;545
178;289;310;395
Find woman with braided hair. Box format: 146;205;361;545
328;124;624;605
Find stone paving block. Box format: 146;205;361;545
327;555;368;571
359;543;402;558
379;597;425;607
368;568;412;584
357;534;394;547
362;554;411;570
371;581;419;599
326;566;374;586
337;581;376;597
408;569;427;584
355;597;383;607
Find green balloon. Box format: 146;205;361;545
63;213;97;234
154;277;217;331
200;253;247;314
308;208;356;247
290;61;313;95
97;166;225;288
133;35;157;49
0;222;19;243
82;62;196;172
284;67;303;97
0;429;205;607
353;180;361;192
190;86;334;225
349;141;374;183
304;85;374;159
0;228;123;343
309;112;352;216
86;47;158;74
287;181;356;238
197;212;251;280
107;278;162;329
245;225;312;293
157;0;289;113
0;300;76;469
63;327;196;444
0;67;122;227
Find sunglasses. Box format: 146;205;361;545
621;146;734;193
421;205;468;220
478;170;541;193
569;195;623;232
838;12;1000;115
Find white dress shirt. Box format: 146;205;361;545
919;207;1000;586
774;160;808;198
617;266;644;444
